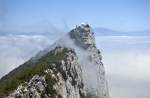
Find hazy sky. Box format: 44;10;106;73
0;0;150;33
0;1;150;98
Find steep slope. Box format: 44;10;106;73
0;47;86;98
0;23;109;98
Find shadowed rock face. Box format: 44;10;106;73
0;23;109;98
70;23;96;49
69;24;109;98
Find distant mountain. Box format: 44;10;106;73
1;27;150;37
0;23;109;98
94;27;150;36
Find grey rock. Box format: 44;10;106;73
7;23;109;98
8;47;86;98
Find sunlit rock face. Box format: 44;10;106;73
8;47;86;98
1;23;109;98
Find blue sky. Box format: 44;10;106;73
0;0;150;32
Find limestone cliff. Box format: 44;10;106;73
0;23;109;98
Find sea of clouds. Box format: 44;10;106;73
96;36;150;98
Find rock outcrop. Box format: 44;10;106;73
8;47;86;98
70;23;95;49
70;23;109;98
0;23;109;98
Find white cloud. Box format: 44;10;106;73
103;52;150;98
0;35;57;77
96;36;150;98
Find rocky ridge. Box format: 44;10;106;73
0;23;109;98
8;47;86;98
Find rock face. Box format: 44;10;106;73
70;23;109;98
9;75;46;98
8;47;86;98
70;23;95;48
0;23;109;98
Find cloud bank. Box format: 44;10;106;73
0;35;57;77
96;36;150;98
0;35;150;98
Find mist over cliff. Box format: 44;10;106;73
0;23;109;98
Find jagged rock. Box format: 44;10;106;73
8;47;86;98
8;75;45;98
0;23;109;98
69;23;109;98
70;23;95;49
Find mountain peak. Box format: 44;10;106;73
70;23;96;49
0;23;109;98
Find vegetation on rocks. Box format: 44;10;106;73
0;47;69;97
